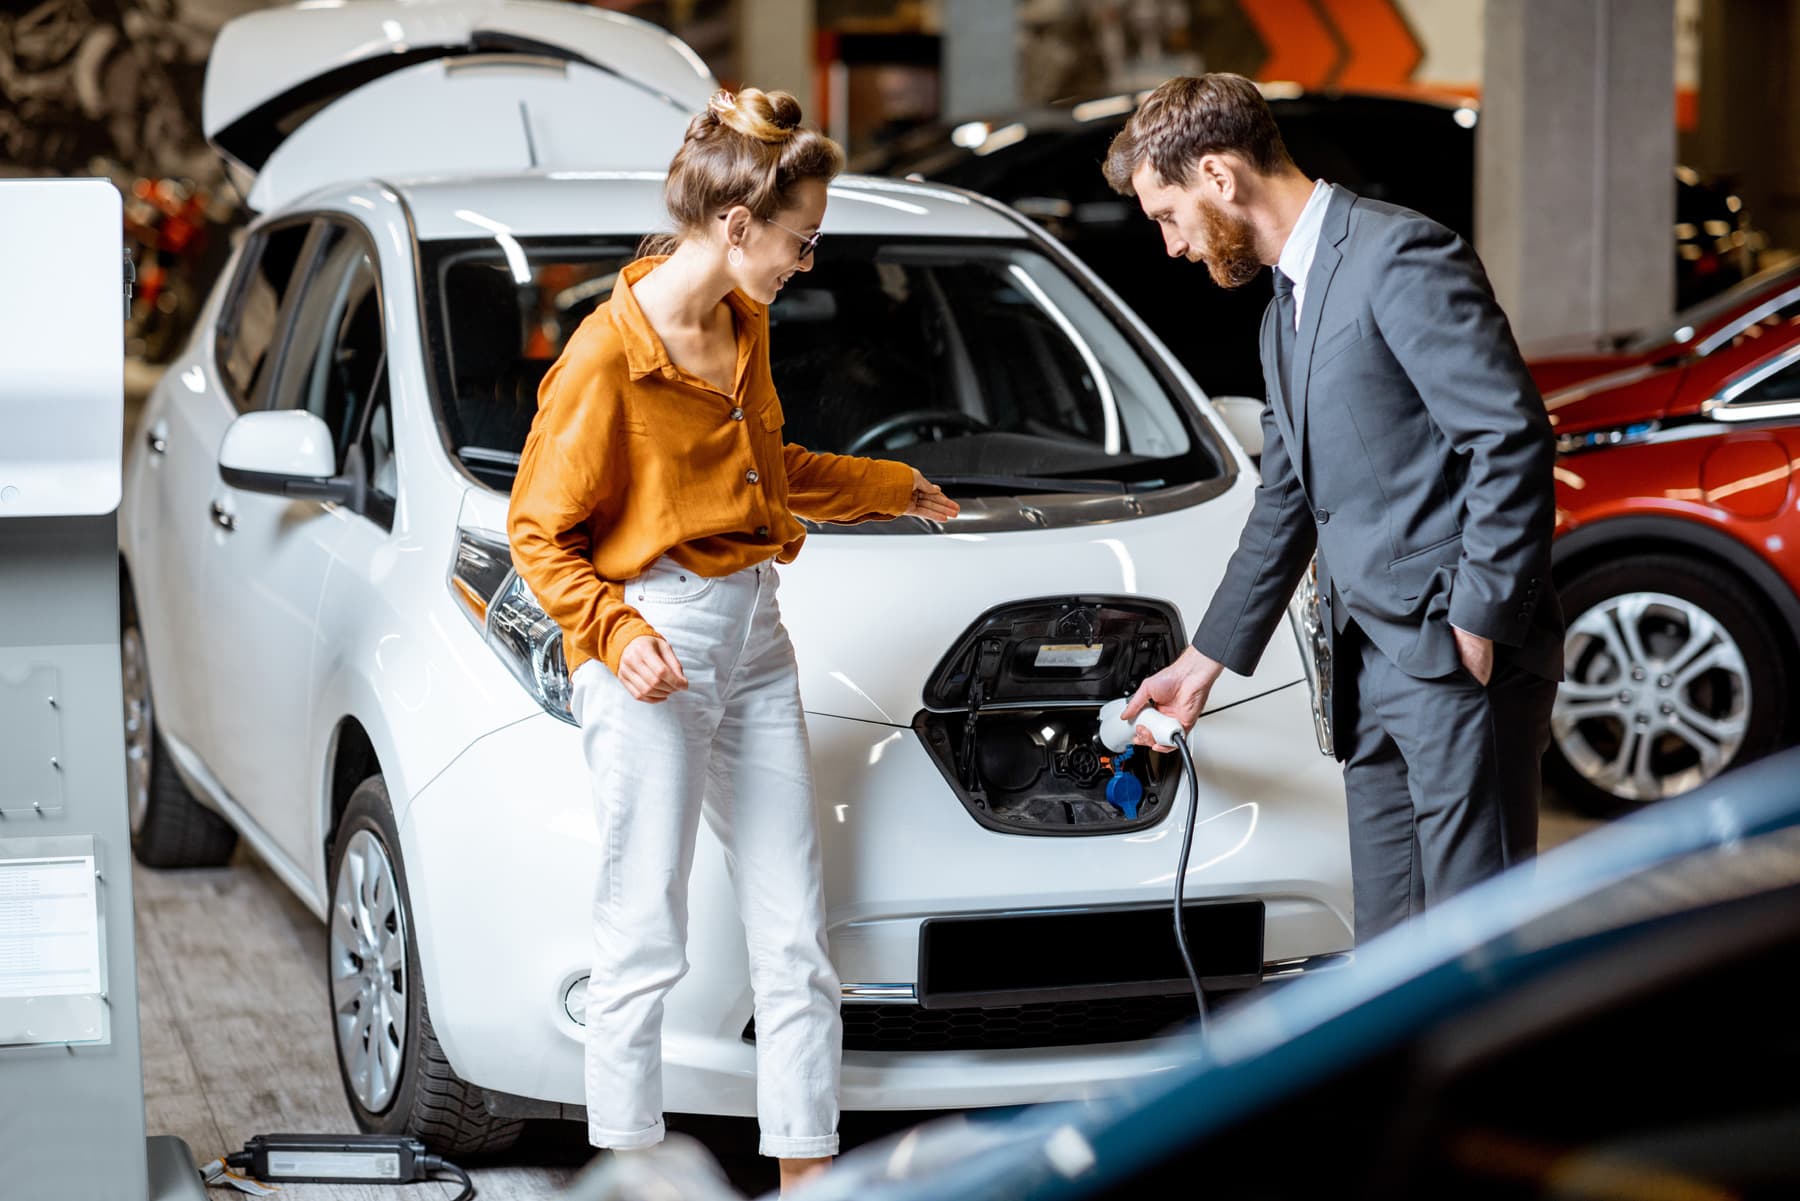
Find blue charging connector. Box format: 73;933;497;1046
1104;748;1145;818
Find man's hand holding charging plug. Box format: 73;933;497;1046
1122;645;1225;751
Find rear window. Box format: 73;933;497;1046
420;235;1218;497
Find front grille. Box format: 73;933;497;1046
744;994;1201;1052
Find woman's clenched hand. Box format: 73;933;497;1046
618;635;689;703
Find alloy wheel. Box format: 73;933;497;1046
1553;590;1751;802
121;626;154;836
330;829;410;1113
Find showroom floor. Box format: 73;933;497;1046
133;807;1601;1200
134;848;589;1200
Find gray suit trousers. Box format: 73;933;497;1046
1338;619;1557;942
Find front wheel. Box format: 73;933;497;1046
1547;554;1788;816
327;776;522;1155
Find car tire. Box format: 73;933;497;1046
1548;554;1788;817
328;775;523;1156
122;583;239;868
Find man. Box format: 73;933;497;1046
1108;74;1563;942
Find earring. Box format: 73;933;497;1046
728;245;744;267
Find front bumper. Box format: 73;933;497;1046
401;680;1350;1116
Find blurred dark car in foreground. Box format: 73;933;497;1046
859;90;1756;405
1546;310;1800;814
776;746;1800;1201
568;751;1800;1201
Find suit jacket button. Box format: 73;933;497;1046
731;407;745;422
1315;508;1331;524
746;469;761;484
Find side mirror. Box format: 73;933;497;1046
1211;395;1265;460
218;410;359;504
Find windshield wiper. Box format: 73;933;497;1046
923;473;1131;495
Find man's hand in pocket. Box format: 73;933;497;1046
1452;625;1494;686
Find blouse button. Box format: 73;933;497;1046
731;407;745;421
745;469;761;485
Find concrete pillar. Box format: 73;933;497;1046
943;0;1018;120
735;0;814;104
1478;0;1675;344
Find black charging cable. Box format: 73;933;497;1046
423;1155;476;1201
1170;730;1210;1032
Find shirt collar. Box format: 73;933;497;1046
610;255;764;381
1276;179;1332;290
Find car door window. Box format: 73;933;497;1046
1725;353;1800;409
266;222;392;526
216;221;313;412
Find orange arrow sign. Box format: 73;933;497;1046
1241;0;1342;90
1316;0;1422;89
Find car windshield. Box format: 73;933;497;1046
1623;256;1800;353
419;236;1216;494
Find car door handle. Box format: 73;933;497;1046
145;421;168;455
210;501;237;532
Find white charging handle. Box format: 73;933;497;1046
1098;697;1185;752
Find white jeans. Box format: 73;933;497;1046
571;556;842;1159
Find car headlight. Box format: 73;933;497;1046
450;525;576;725
1287;556;1334;757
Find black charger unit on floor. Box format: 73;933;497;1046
227;1134;473;1199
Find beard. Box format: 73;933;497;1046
1197;200;1264;289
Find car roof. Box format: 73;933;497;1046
852;87;1475;173
378;171;1028;242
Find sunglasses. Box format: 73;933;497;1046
719;213;822;262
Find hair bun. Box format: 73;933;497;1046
707;87;804;144
763;90;803;131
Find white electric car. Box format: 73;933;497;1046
119;0;1351;1153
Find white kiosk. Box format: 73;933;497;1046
0;178;206;1201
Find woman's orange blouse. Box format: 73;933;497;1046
507;256;915;677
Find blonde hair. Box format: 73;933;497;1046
640;88;844;258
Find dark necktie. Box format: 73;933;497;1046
1272;270;1297;409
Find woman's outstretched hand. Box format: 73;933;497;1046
903;468;960;522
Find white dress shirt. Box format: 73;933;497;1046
1276;179;1332;331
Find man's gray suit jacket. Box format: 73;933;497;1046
1191;184;1564;742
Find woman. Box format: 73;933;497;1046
507;88;958;1190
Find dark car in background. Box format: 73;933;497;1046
858;90;1756;405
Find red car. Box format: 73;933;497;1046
1547;314;1800;813
1528;257;1800;394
